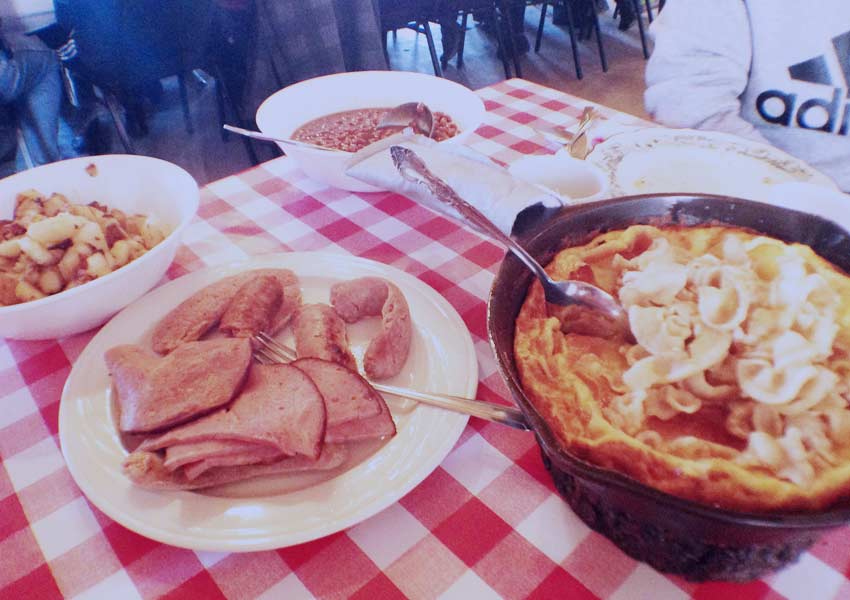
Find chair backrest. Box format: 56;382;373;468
55;0;214;90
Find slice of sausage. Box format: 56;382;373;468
292;303;357;371
123;444;347;491
330;277;412;380
138;363;327;459
163;439;281;472
105;338;252;433
219;274;283;338
151;269;300;354
291;357;381;426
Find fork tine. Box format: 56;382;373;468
255;332;297;362
253;348;275;365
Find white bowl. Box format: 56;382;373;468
0;155;199;340
255;71;486;192
508;151;609;203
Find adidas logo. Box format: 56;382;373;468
756;30;850;135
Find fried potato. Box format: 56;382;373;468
0;191;170;305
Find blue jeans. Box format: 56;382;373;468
0;43;62;167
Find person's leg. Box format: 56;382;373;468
437;2;461;64
12;49;62;166
507;0;529;53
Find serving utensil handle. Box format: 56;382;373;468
390;146;552;286
373;382;530;430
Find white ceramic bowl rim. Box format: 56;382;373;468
0;155;198;315
255;70;486;156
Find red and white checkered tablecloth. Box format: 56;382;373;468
2;78;850;600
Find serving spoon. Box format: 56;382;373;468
391;146;630;336
376;102;435;138
222;124;342;153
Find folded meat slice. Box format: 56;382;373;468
291;357;381;426
325;394;396;444
151;268;301;354
219;274;283;338
123;444;347;491
292;303;357;371
139;363;327;459
105;338;252;433
163;439;281;472
289;356;396;444
182;444;287;480
330;277;412;379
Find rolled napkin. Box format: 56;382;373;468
345;132;564;235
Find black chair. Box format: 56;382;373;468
535;0;607;79
611;0;651;58
54;0;258;163
380;1;446;76
380;0;522;79
446;1;524;78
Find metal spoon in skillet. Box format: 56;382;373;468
391;146;630;338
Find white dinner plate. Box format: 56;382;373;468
59;253;477;552
588;128;837;199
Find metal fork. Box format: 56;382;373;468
252;332;530;430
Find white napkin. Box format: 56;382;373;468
345;132;564;235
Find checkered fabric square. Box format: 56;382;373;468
1;79;846;600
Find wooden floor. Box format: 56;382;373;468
386;5;651;119
35;4;652;186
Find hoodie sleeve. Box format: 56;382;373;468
644;0;768;143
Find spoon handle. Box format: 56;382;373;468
390;146;552;283
222;125;339;153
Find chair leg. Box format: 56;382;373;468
535;2;548;53
214;72;229;142
382;29;389;62
644;0;654;23
564;1;583;80
499;0;522;78
457;11;469;68
490;8;513;79
421;20;444;77
177;74;193;134
631;0;650;58
211;65;260;166
102;89;137;154
590;1;608;71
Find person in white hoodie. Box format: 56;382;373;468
644;0;850;191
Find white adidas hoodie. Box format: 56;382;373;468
645;0;850;191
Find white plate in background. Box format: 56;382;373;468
588;128;837;199
59;252;477;552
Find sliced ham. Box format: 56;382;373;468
151;269;301;354
330;277;412;379
292;303;357;371
219;274;283;338
123;444;347;491
325;396;396;443
105;338;252;433
163;439;282;472
138;363;326;459
182;445;288;480
291;357;381;426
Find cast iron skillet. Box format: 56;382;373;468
487;194;850;581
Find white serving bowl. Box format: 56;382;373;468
0;155;199;340
508;151;609;203
255;70;486;192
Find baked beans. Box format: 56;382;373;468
291;107;460;152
